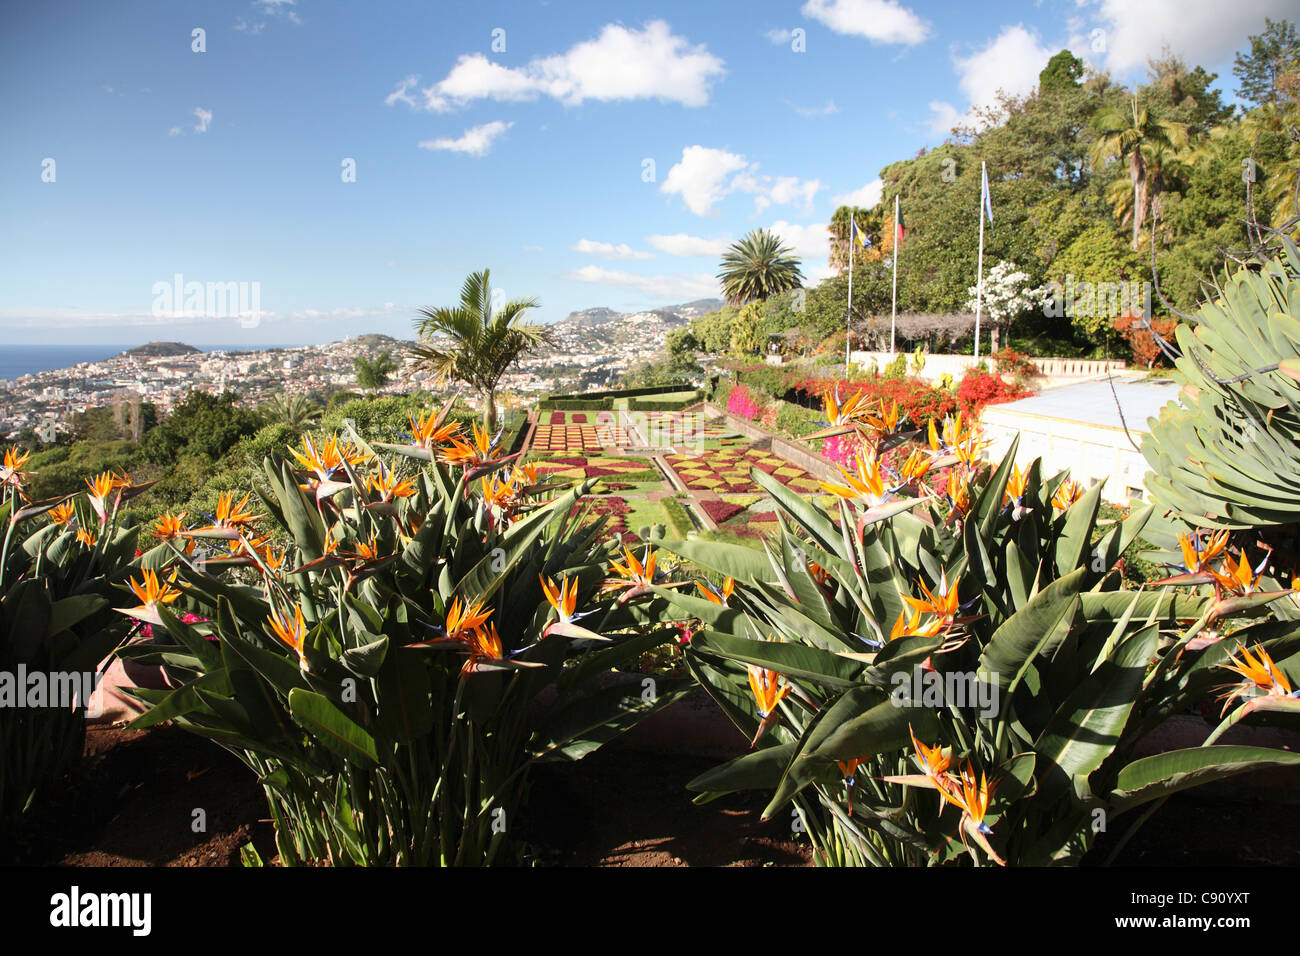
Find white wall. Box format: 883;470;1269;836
981;405;1151;504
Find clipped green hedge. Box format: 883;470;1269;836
627;391;702;411
538;398;614;411
661;497;696;537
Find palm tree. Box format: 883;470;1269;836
409;270;552;431
263;393;322;431
354;350;397;397
717;228;804;305
1090;93;1188;249
1104;139;1190;245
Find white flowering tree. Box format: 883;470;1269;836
966;260;1033;354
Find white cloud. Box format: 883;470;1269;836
832;177;883;208
928;24;1054;133
168;125;182;137
571;239;655;260
385;75;419;108
1089;0;1296;73
395;21;725;112
766;28;794;45
927;100;964;135
768;220;831;260
660;146;749;216
788;99;839;117
646;233;733;257
559;265;720;301
661;146;822;217
192;108;213;133
235;0;299;33
801;0;930;46
418;121;513;157
744;174;824;214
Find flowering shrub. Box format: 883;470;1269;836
727;384;761;420
955;368;1032;414
990;348;1039;381
821;431;863;468
119;409;691;866
794;377;957;429
1114;314;1177;368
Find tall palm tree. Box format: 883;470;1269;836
409;270;552;431
1104;139;1190;245
717;228;804;304
263;393;322;431
1090;93;1188;249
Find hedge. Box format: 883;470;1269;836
661;497;696;537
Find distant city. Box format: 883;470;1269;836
0;299;722;441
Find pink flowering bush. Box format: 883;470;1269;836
727;385;761;420
820;431;863;468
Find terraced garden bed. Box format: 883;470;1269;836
531;417;632;451
663;447;822;495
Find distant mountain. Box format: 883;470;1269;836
542;298;724;355
119;342;201;358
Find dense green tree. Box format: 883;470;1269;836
729;303;765;356
1039;49;1083;93
1233;18;1300;108
140;390;263;464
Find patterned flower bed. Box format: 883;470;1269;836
570;496;631;538
529;455;658;482
531;420;631;451
663;447;820;495
699;498;745;524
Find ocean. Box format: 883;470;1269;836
0;345;287;381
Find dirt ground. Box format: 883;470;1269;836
4;723;1295;867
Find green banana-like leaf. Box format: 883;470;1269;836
1109;745;1300;813
287;688;379;766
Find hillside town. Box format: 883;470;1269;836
0;299;720;441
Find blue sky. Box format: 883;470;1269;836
0;0;1291;345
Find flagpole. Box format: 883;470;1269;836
890;193;899;357
845;209;854;369
974;161;986;364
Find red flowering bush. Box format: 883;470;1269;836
1114;314;1176;368
793;376;957;429
955;368;1031;414
990;348;1039;382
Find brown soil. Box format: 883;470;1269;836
5;724;1295;867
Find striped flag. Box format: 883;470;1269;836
852;219;871;248
895;205;906;245
981;164;993;225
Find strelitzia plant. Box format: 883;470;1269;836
650;428;1300;866
1;456;147;837
120;406;690;866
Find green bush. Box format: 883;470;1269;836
661;497;695;537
